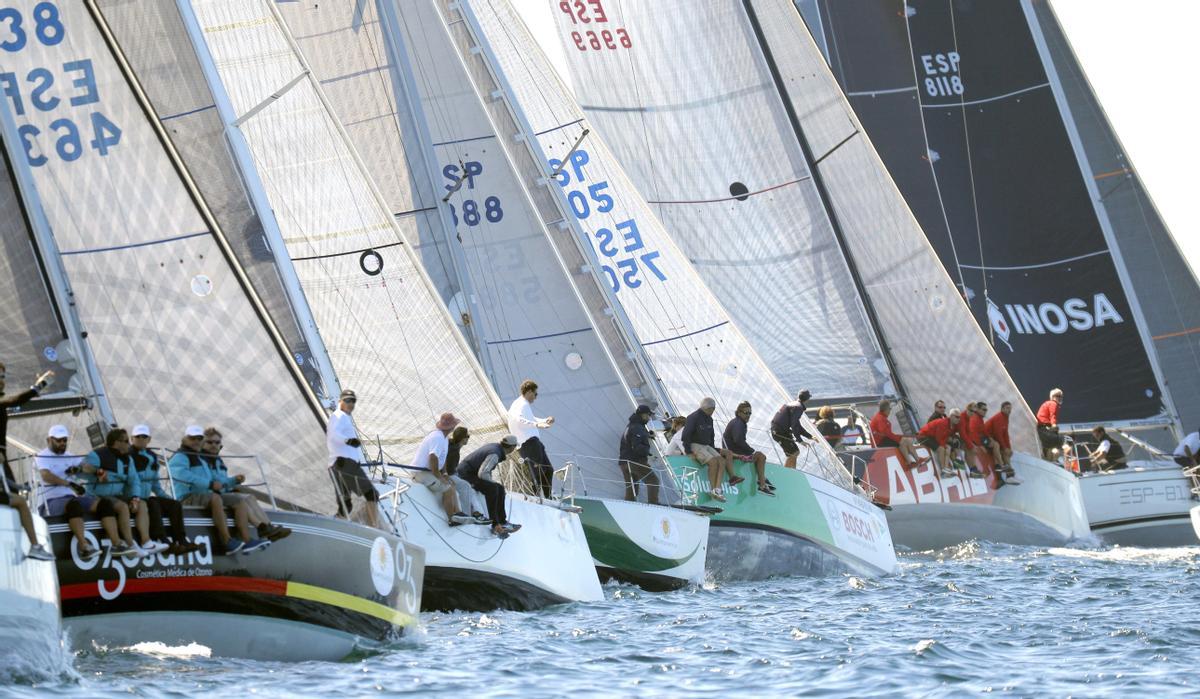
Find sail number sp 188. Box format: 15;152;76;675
0;2;122;166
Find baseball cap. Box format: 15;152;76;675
340;389;357;400
185;425;205;437
501;434;519;447
48;425;69;439
132;424;151;437
635;404;652;415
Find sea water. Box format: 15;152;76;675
4;542;1198;697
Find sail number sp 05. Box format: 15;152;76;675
558;0;632;52
0;2;122;166
550;147;665;294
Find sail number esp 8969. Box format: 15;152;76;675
550;147;665;294
0;2;123;166
558;0;631;52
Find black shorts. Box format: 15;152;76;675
916;436;940;451
877;437;901;448
0;490;9;506
332;457;378;500
1175;456;1194;468
771;431;799;457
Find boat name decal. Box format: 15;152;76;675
70;532;214;601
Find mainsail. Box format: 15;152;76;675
461;0;862;488
274;0;645;495
800;0;1181;434
0;0;332;512
185;0;508;456
554;0;1039;452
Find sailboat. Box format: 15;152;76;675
176;0;604;609
0;506;61;672
0;0;423;660
798;0;1200;546
272;0;711;592
550;0;1092;550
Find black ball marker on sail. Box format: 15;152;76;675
359;249;384;276
729;181;750;202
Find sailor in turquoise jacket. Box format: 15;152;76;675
83;438;140;498
167;432;217;501
127;446;170;500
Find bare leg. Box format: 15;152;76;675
364;501;381;529
440;489;458;520
754;453;767;487
785;452;797;469
206;494;231;544
706;459;722;492
99;516;121;545
112;500;135;546
721;450;737;480
68;516;87;547
233;501;253;541
12;496;38;546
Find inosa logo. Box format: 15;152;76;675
988;293;1124;351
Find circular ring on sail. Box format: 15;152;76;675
191;275;213;297
359;249;384;276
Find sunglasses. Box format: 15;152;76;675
343;397;357;403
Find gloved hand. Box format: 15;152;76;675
346;438;362;448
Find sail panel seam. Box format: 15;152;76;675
640;321;731;348
59;230;210;256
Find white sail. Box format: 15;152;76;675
188;0;509;456
459;0;856;490
274;0;646;496
553;0;1039;453
0;0;332;511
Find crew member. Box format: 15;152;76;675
619;404;661;504
1089;426;1127;471
327;389;381;528
723;401;772;495
507;380;555;498
1036;388;1065;460
770;390;813;469
870;400;924;467
684;397;740;502
457;435;523;539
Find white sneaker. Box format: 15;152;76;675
140;540;169;556
449;512;474;525
26;544;55;561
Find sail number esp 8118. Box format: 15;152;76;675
550;147;666;294
558;0;631;52
0;2;123;167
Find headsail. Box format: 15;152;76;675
185;0;509;456
800;0;1177;434
0;0;331;512
554;0;1039;452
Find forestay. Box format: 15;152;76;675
544;0;891;402
189;0;508;457
557;0;1038;453
273;1;652;496
0;0;331;512
466;0;856;490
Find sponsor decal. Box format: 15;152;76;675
864;449;995;506
369;536;395;597
394;541;418;612
70;533;214;601
989;293;1124;351
648;514;680;557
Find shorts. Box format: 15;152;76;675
732;453;757;463
415;470;451;494
689;444;721;463
0;490;9;506
44;494;96;517
182;492;216;507
916;436;940;451
332;457;378;500
1175;455;1194;468
218;492;253;508
771;432;799;457
877;437;901;448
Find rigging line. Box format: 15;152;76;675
845;85;918;98
645;176;811;205
946;3;990;331
813;129;859;166
900;1;969;300
955;249;1107;271
920;81;1049;109
290;240;405;262
59;231;210;256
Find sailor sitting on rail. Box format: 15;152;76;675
870;399;925;468
917;409;961;478
168;425;267;555
663;416;687;455
199;427;290;543
413;412;475;527
456;435;523;539
723;401;773;496
683;397;741;503
82;428;166;557
36;425;125;561
128;424;199;555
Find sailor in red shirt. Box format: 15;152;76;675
985;401;1013;466
917;409;960;476
957;402;982;450
870;399;924;466
1035;388;1065;459
974;402;1020;485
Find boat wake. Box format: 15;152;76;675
1046;545;1200;566
0;630;77;686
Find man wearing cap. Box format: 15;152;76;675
682;397;740;503
81;428;169;557
198;426;290;544
129;425;198;555
457;436;523;539
771;390;815;469
327;389;381;529
169;425;265;554
507;379;555;498
412;412;474;526
36;425;132;561
724;401;774;496
619;404;661;504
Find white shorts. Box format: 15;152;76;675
690;444;721;463
416;471;451;494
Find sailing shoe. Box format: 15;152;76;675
501;523;522;534
1006;477;1023;485
77;544;101;562
450;512;474;526
111;543;140;559
472;513;492;525
491;526;510;540
26;544;55;561
259;524;292;542
939;468;957;478
728;475;746;486
709;489;727;503
224;537;246;555
758;483;776;496
968;470;986;479
140;540;170;556
242;538;271;554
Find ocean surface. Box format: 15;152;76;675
4;542;1199;697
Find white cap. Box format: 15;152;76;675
47;425;69;439
185;425;205;437
131;424;151;437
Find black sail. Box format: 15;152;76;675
804;0;1166;428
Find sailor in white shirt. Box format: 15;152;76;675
507;379;555;497
412;413;474;526
326;389;380;528
35;425;119;562
1174;431;1200;468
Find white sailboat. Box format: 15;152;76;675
183;0;603;609
550;0;1092;549
0;0;424;660
0;507;61;674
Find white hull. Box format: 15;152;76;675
387;472;603;610
885;452;1092;551
1;509;63;672
575;497;709;590
1191;505;1200;543
1078;461;1196;547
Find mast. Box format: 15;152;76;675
373;0;495;377
449;0;676;416
84;0;330;426
174;0;343;405
0;97;116;429
1021;0;1182;440
740;0;913;425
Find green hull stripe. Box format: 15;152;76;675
665;456;834;547
576;499;700;573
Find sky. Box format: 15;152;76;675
513;0;1197;271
